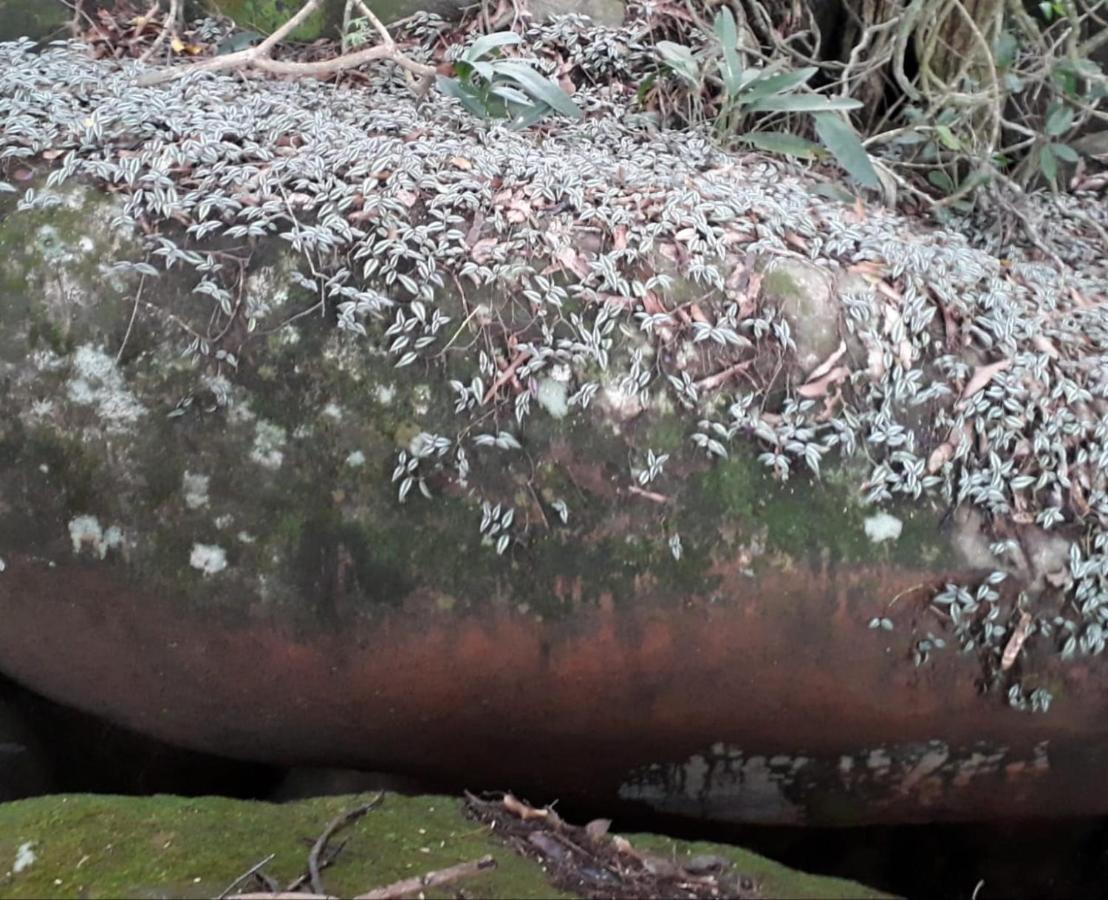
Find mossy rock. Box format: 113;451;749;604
0;0;73;42
0;792;887;899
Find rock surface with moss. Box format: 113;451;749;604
0;26;1107;828
0;792;887;899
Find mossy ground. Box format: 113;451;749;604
0;792;888;899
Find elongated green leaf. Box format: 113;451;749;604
463;31;522;63
1039;143;1058;183
744;131;821;158
491;61;582;118
508;101;554;131
656;41;700;86
436;76;491;119
738;67;817;103
927;169;955;193
1044;104;1074;137
713;9;742;98
490;84;535;106
812;111;880;189
713;8;737;49
1050;141;1079;162
747;93;862;113
935;124;961;150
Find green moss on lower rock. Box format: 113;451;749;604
0;792;887;899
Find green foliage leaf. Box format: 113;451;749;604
994;31;1018;69
491;61;583;119
1044;104;1075;137
927;169;956;193
746;93;861;113
656;41;701;87
738;68;817;103
463;31;522;63
713;8;738;49
1038;143;1058;183
490;84;535;106
1050;142;1079;162
436;76;490;119
812;111;880;189
713;9;743;98
743;131;821;158
935;124;961;150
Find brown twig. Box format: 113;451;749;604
228;856;497;900
626;485;670;504
308;794;384;895
694;359;753;392
218;853;276;899
136;0;435;88
482;349;531;404
355;855;497;899
138;0;181;64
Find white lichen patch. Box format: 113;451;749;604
68;515;122;559
250;420;287;470
13;842;36;875
189;543;228;576
321;402;344;421
345;450;366;467
182;471;210;510
214;514;234;530
535;377;569;419
374;384;396;405
65;345;145;433
864;512;904;544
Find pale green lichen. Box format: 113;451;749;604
67;515;123;559
182;472;211;510
535;377;569;418
250;420;287;469
66;346;146;433
189;543;228;575
864;512;903;544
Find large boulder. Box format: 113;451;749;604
0;34;1106;828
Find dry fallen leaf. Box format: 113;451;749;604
958;359;1012;409
927;441;954;473
585;818;611;842
502;793;548;821
797;365;850;399
1001;611;1033;672
806;340;847;383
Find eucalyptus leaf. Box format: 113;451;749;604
812;111;880;189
